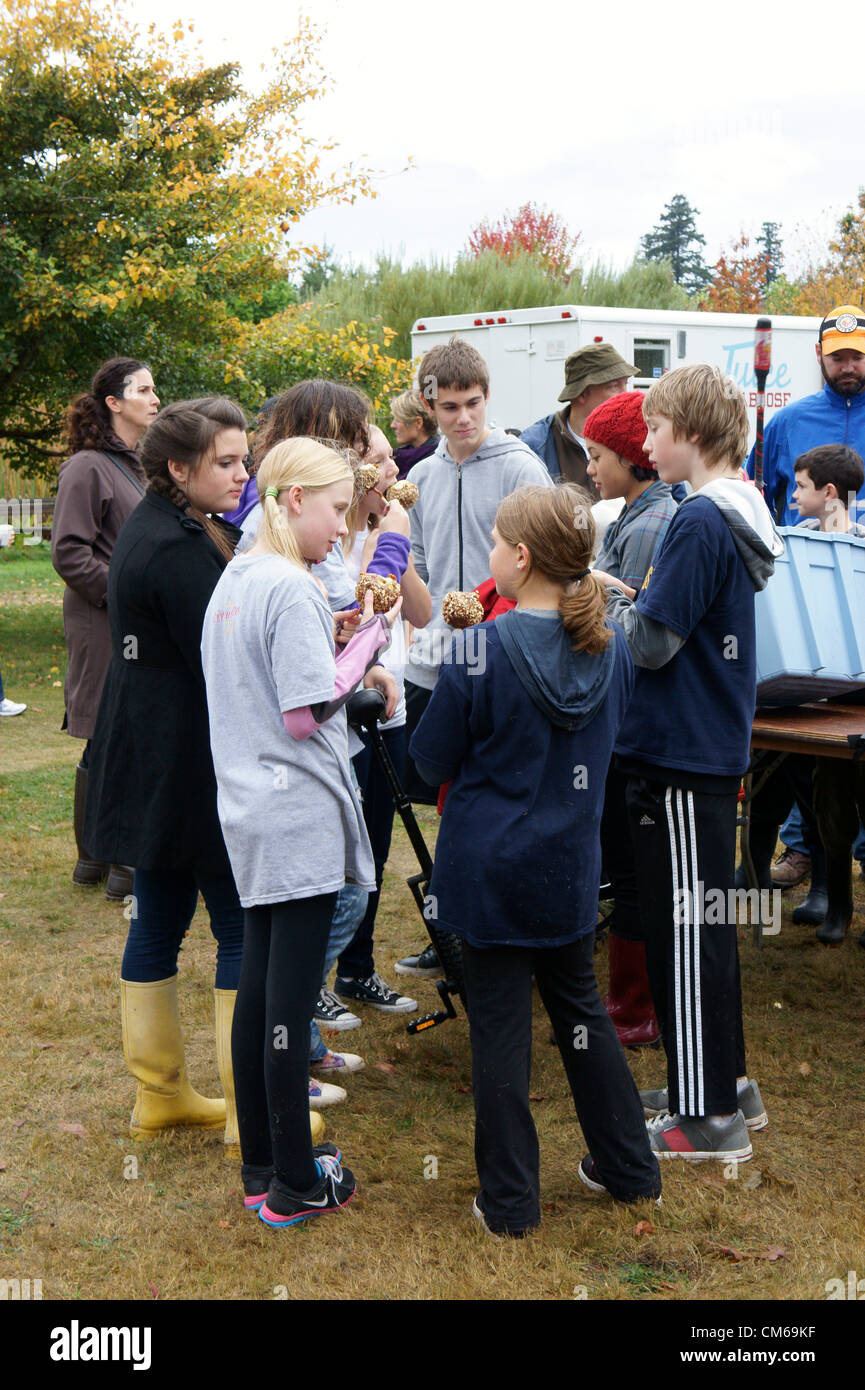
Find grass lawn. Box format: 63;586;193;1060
1;542;864;1304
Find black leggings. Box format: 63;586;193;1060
231;893;336;1192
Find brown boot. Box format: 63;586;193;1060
604;934;660;1048
72;763;108;886
771;848;811;889
105;865;135;901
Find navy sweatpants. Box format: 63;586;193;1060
461;934;660;1233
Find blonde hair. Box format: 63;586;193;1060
255;438;355;569
390;387;437;435
494;484;611;654
643;364;749;468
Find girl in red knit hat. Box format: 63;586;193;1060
584;391;678;1051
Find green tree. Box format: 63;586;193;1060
756;221;783;287
0;0;374;478
641;194;711;295
297;243;339;299
307;250;689;361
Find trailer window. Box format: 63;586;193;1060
633;339;670;380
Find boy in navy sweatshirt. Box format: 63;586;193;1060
595;365;784;1162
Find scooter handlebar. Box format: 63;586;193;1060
346;687;388;733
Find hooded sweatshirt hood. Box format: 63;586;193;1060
682;478;785;591
495;608;617;730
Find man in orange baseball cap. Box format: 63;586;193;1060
747;301;865;526
818;304;865;357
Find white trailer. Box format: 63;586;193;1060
410;305;822;449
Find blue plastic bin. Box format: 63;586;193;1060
755;528;865;706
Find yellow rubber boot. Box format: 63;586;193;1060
214;988;326;1154
121;977;226;1138
214;988;239;1158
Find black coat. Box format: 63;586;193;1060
84;491;242;875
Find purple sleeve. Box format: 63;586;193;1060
282;616;390;740
367;532;410;581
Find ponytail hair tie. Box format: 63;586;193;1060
264;486;279;500
574;568;590;581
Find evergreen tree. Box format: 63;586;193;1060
756;222;784;286
641;195;710;295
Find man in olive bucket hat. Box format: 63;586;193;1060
521;342;638;485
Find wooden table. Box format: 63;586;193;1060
742;703;865;945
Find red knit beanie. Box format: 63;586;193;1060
583;391;653;472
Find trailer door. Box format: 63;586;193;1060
485;323;535;430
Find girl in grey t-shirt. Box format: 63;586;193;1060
202;438;402;1227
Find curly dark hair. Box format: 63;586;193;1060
65;357;151;454
253;379;372;465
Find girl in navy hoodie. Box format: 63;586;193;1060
410;484;660;1236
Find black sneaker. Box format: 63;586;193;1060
393;944;443;979
259;1153;356;1227
334;971;417;1013
314;987;361;1032
243;1145;342;1212
577;1155;662;1204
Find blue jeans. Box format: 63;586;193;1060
308;883;368;1062
782;805;865;861
122;868;244;990
337;724;406;980
779;805;808;855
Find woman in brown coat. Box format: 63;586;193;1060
51;357;159;897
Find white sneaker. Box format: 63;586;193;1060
311;1050;365;1075
0;698;26;716
308;1076;347;1108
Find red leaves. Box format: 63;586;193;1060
705;1241;787;1263
706;235;771;314
465;202;581;278
707;1241;746;1262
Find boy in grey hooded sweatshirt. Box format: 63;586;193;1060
400;338;552;815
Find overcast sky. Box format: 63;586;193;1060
123;0;861;279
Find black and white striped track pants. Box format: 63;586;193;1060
625;776;746;1116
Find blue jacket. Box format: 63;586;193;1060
746;384;865;525
410;613;634;948
520;413;563;477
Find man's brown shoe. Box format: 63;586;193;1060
771;849;810;889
